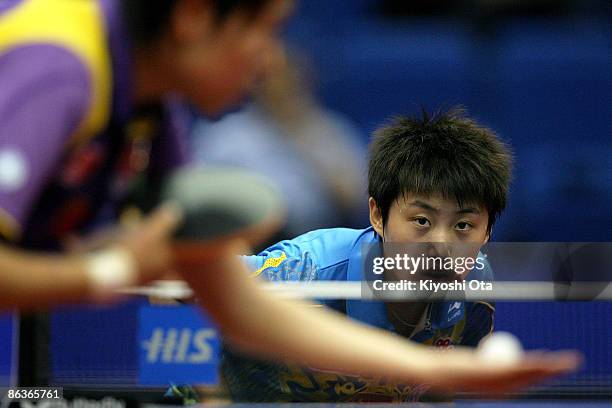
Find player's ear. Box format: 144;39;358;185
483;227;491;244
169;0;214;45
369;197;384;237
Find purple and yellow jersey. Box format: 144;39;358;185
0;0;188;249
222;227;494;402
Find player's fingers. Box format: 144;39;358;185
69;226;131;253
521;350;583;374
476;351;582;394
437;349;582;395
141;201;184;239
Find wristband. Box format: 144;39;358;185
85;247;138;301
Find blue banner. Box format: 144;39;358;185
138;306;220;386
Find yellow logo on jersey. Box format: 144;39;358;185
251;252;288;278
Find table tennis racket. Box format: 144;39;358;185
160;166;285;248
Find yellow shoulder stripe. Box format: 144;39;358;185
250;252;287;278
0;0;112;150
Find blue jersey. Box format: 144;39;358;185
222;227;495;402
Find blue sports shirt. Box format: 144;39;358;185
222;227;495;402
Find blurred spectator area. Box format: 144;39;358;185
192;53;368;241
282;0;612;241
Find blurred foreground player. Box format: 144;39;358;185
0;0;578;395
222;109;504;402
0;0;292;307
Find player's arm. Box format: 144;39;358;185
241;232;349;314
0;246;87;310
0;205;180;311
0;47;180;311
178;240;580;395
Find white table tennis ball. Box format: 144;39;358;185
477;331;524;365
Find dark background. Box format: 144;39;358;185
283;0;611;242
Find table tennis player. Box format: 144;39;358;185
219;108;508;402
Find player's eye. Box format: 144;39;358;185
412;217;431;228
455;221;473;232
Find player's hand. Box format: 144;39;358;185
424;348;581;396
112;202;183;283
173;238;252;278
64;225;128;254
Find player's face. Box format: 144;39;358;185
169;0;292;116
370;193;490;279
370;193;490;245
